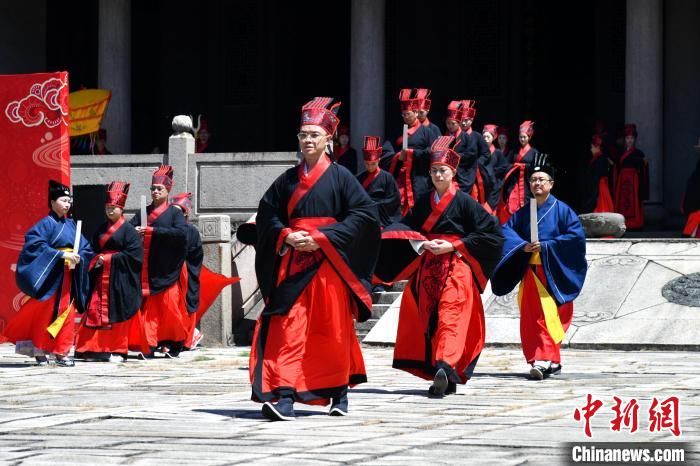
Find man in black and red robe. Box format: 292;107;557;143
613;124;649;230
251;97;380;421
380;88;438;215
357;136;401;228
415;88;442;140
455;100;493;203
75;181;143;362
129;165;189;357
497;120;539;223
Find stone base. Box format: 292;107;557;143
578;212;626;238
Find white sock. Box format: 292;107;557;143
533;360;551;369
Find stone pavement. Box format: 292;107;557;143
0;344;698;465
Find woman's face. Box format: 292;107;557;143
51;196;72;217
105;205;123;222
519;133;530;146
625;135;636;148
497;134;508;147
483;132;494;145
446;119;460;134
338;134;349;146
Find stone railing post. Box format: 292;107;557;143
168;115;195;195
198;215;233;347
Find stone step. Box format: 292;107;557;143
371;304;391;319
372;291;402;304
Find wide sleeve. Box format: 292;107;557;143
540;205;588;304
376;173;402;226
489;209;531;296
15;218;64;299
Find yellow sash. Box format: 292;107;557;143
47;248;75;338
517;252;566;344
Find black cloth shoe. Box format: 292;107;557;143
545;364;562;376
445;382;457;395
55;358;75;367
35;356;49;366
529;365;546;380
262;397;296;421
329;395;349;416
429;368;449;397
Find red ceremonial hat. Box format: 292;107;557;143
152;165;174;190
519;120;535;137
415;88;432;111
171;192;193;216
362;136;382;162
462;100;477;120
591;134;604;148
497;126;510;138
483;124;498;138
624;123;638;137
430;136;460;171
399;88;419;112
446;100;465;121
300;97;341;136
106;181;130;209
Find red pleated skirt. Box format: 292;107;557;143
128;281;188;351
249;260;366;406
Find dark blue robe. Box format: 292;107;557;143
490;195;587;305
16;212;94;312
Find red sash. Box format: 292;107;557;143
98;216;125;249
391;121;421;215
141;201;169;297
86;249;118;328
362;168;382;190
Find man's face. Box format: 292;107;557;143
105;205;123;222
529;171;554;197
364;161;379;173
483;132;494;145
446;119;460;134
298;125;330;157
430;164;455;191
150;184;168;202
402;111;417;126
416;110;428;122
460;118;473;131
519;133;530;146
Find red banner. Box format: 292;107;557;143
0;72;71;339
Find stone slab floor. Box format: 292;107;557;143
0;344;698;465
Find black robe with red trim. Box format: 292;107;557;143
501;146;539;210
375;189;504;290
87;220;143;324
380;124;438;202
486;148;508;209
182;223;203;313
130;205;188;294
682;159;700;215
579;153;613;213
357;169;401;228
255;161;381;322
455;130;491;194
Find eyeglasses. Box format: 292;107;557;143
430;167;452;176
297;132;325;141
150;185;166;191
529;177;552;184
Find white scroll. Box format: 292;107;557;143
69;220;82;270
402;124;408;152
530;198;538;243
140;195;147;227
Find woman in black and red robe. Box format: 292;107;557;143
613;124;649;229
380;88;438;215
129;165;189;357
497;120;539;223
333;125;360;175
251;97;380;421
580;134;614;213
375;136;503;397
75;182;143;362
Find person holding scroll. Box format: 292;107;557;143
490;154;587;380
5;180;93;366
129;165;188;358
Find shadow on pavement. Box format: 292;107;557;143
194;408;320;419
